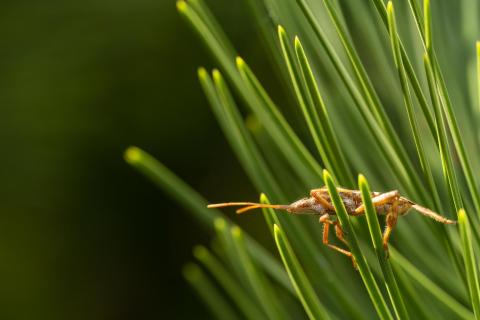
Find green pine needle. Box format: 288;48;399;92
324;170;394;320
458;210;480;318
359;174;409;320
182;263;240;320
274;224;332;320
193;245;265;320
231;226;287;320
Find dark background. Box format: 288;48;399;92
0;1;269;318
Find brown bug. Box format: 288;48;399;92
208;187;456;265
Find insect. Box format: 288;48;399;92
208;187;456;266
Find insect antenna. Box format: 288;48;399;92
412;204;457;224
207;202;290;214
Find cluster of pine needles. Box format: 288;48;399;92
125;0;480;319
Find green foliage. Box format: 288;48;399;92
274;223;332;320
127;0;480;318
459;210;480;318
359;174;408;320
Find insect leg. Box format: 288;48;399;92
354;190;400;215
318;213;348;246
310;190;335;210
322;220;357;268
383;200;400;254
411;204;456;224
334;221;349;246
319;213;331;223
320;214;348;246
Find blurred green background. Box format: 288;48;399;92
0;1;271;318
